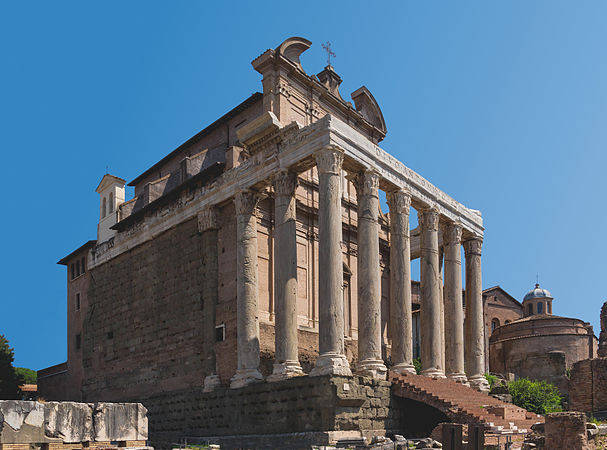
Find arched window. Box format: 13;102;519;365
537;302;543;314
102;197;107;218
109;192;114;213
505;320;511;324
528;303;533;315
491;318;500;333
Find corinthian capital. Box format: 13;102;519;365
273;170;298;197
463;237;483;256
442;222;463;246
315;146;344;175
354;169;380;198
419;208;440;232
197;207;218;232
386;189;412;214
234;190;260;217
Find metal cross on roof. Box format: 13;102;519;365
321;41;336;66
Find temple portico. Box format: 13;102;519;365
84;37;489;394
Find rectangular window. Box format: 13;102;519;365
75;293;81;311
71;264;75;280
81;257;86;274
215;324;225;342
76;333;81;350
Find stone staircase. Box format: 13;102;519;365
390;371;543;436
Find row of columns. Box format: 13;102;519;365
200;146;488;391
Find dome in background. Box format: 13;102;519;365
523;283;553;301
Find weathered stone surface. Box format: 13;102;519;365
44;402;93;443
93;402;148;442
599;301;607;358
545;412;589;450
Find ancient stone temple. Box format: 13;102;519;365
41;37;496;445
599;301;607;358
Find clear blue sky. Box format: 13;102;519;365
1;1;606;370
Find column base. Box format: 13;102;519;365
421;367;446;379
446;372;469;385
202;374;222;392
229;368;264;389
468;374;490;392
392;363;417;375
267;360;304;382
355;359;387;379
310;352;352;377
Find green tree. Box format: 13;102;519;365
0;334;24;399
15;367;37;384
509;378;563;415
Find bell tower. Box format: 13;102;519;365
95;174;125;243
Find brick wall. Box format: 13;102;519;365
569;357;607;413
544;412;588;450
37;363;69;401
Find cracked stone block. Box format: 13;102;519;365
44;402;94;443
93;403;148;441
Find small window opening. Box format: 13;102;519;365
215;324;225;342
537;302;543;314
71;263;75;280
76;260;80;277
81;257;86;273
528;303;533;315
76;333;81;350
505;320;511;324
102;197;107;218
548;302;552;314
109;192;114;213
107;331;114;340
75;293;81;311
491;318;500;333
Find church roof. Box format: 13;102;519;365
483;285;523;307
523;283;553;301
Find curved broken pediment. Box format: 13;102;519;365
275;37;312;72
351;86;387;134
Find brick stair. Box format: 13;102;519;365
390;371;543;436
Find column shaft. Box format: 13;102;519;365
198;208;222;392
310;147;351;376
419;208;445;378
442;222;467;383
230;190;264;388
354;170;387;379
387;190;415;375
464;237;490;391
268;171;303;381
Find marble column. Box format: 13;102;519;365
310;146;352;376
419;208;445;378
199;208;222;392
354;169;387;379
463;236;490;391
439;249;445;373
386;189;416;375
268;170;303;381
442;222;467;383
230;190;264;388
